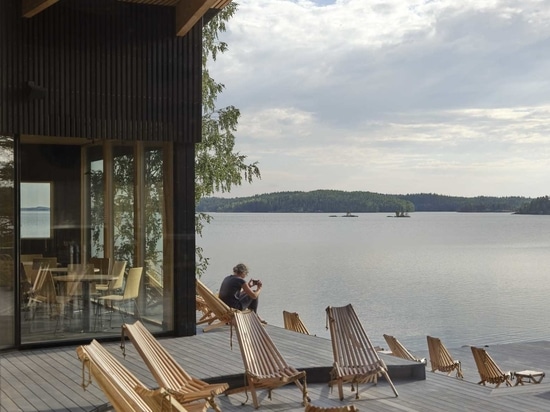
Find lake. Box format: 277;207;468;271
197;212;550;351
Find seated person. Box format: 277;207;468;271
219;263;266;323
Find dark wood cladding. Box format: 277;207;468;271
0;0;203;142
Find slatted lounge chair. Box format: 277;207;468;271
283;310;311;335
471;346;513;387
76;339;205;412
304;405;358;412
325;304;398;400
121;321;228;412
196;294;216;323
426;335;463;378
195;278;239;332
230;310;309;409
383;334;426;363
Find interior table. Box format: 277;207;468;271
53;274;117;332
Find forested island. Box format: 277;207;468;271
197;190;537;214
515;196;550;215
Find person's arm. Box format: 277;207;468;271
242;280;262;299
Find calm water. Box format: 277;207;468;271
197;212;550;351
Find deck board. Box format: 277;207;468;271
2;325;550;411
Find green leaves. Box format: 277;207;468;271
196;3;261;275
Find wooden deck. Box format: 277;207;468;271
1;324;550;411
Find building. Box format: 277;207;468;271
0;0;230;349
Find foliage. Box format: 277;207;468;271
197;190;415;213
196;4;261;275
516;196;550;215
400;193;530;212
197;190;532;213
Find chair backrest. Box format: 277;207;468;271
123;267;143;300
233;310;291;378
32;266;57;303
109;261;127;290
195;279;235;316
283;310;310;335
427;335;455;370
20;253;43;263
383;334;420;362
76;339;187;412
90;257;111;275
471;346;506;380
121;321;194;390
32;257;57;270
326;304;383;369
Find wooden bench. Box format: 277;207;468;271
514;370;545;386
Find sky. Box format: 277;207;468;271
209;0;550;199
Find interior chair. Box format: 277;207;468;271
52;263;95;334
427;335;464;378
95;260;126;295
32;257;58;270
383;334;426;363
76;339;203;412
325;304;399;400
227;310;309;409
471;346;513;387
195;278;240;332
89;257;112;292
283;310;311;335
20;253;43;263
25;264;56;320
121;320;228;411
97;267;142;328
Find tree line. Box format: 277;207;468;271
197;190;535;213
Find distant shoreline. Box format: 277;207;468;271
21;207;50;212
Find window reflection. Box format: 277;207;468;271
0;136;14;349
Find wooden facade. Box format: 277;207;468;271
0;0;203;142
0;0;225;348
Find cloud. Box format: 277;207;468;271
209;0;550;198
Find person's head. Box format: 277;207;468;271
233;263;249;278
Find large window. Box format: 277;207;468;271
20;182;52;239
19;139;174;345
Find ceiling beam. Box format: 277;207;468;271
22;0;59;18
175;0;216;37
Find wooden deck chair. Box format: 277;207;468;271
230;310;309;409
325;304;398;400
196;295;216;323
471;346;513;387
76;339;205;412
283;310;310;335
195;278;239;332
383;334;426;363
121;320;229;412
426;336;463;378
304;405;358;412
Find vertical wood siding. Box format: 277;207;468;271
0;0;202;143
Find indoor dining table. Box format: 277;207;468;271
52;273;117;332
